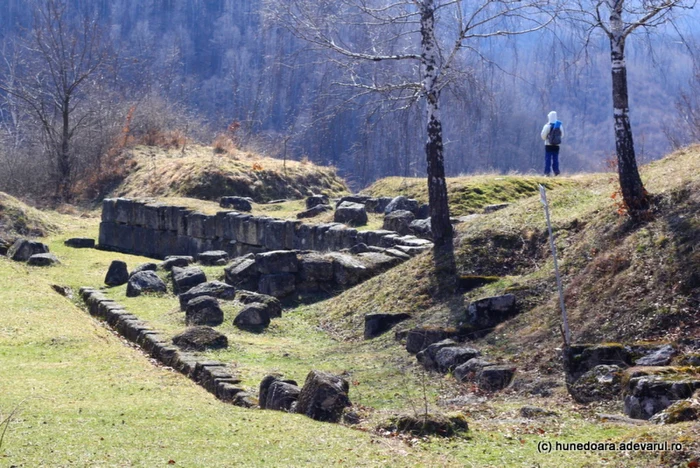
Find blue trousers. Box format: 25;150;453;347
545;146;560;176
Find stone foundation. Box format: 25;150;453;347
98;198;432;259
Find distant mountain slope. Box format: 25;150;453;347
111;145;349;202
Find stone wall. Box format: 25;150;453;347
79;287;256;407
99;198;432;259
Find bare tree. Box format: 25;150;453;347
0;0;111;201
565;0;695;216
269;0;554;282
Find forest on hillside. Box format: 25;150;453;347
0;0;699;199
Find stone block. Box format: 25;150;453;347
256;250;299;274
364;313;411;339
258;273;296;298
186;212;208;238
465;294;518;331
101;198;118;222
115;198;135;224
263;219;288;250
299;253;334;282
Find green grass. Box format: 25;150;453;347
4;148;700;466
362;174;573;216
0;223;453;467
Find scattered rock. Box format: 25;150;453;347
64;237;95;248
259;375;299;409
126;270;167;297
7;239;49;262
179;281;236;309
564;344;631;381
409;218;432;239
569;365;623;403
364;313;411;339
224;255;259;291
335;195;370;207
172;266;207;294
384;196;419;215
477;365;517;391
405;327;457;354
265;380;302;412
416;204;430;219
305;194;330;209
435;346;482;373
634;344;677;366
105;260;129;286
623;369;700;420
234;303;271;331
417;340;480;372
159;256;194;271
465;294;518;331
365;197;393;213
185;296;224;326
382;210;415;235
198;250;229;266
297;204;332;219
483;203;510;213
377;413;468;437
220;196;253;212
416;338;481;372
51;284;72;298
519;406;558;419
235;290;283;318
334;201;368;227
172;326;228;351
454;358;495;382
129;262;158;277
27;253;59;267
295;370;351;423
649;392;700;424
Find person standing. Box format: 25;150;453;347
541;111;564;176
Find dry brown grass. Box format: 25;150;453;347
111;144;348;202
316;146;700;362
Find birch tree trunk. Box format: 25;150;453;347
420;0;456;284
608;1;649;215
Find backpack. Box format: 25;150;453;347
549;123;562;145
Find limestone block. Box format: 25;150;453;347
294;223;314;250
263;219;288;251
176;208;193;237
258;273;296;298
102;198;118;222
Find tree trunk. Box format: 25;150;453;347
59;98;71;201
608;11;649;215
420;1;456;287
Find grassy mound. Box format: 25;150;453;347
320;145;700;350
362;175;571;216
0;192;57;239
112;145;349;202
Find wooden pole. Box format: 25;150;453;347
539;185;571;346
